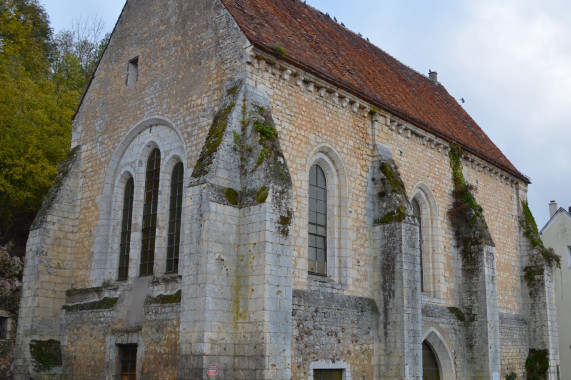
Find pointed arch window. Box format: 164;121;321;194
118;177;134;281
412;198;424;292
166;162;183;273
308;164;327;275
140;148;161;276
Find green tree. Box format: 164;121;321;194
0;1;108;249
52;17;109;93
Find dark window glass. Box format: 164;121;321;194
166;162;183;273
423;341;441;380
0;317;7;339
308;164;327;275
118;178;134;281
313;369;343;380
118;344;137;380
412;198;424;292
140;149;160;276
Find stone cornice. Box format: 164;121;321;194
248;49;523;187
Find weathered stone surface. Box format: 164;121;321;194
12;0;559;378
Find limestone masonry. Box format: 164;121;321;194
13;0;560;379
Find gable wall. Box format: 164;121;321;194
70;0;251;288
542;213;571;378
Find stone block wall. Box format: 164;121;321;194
61;280;181;379
70;0;252;289
499;313;529;376
13;0;560;377
13;147;81;379
291;290;378;380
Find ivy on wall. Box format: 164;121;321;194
447;142;494;257
520;200;560;268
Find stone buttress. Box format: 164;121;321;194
517;186;560;380
448;143;501;379
180;82;294;379
370;143;423;379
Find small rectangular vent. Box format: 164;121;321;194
126;57;139;87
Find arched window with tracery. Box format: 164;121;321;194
118;177;134;280
166;162;183;273
308;164;327;275
140;148;161;276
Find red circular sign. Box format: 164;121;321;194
207;364;218;378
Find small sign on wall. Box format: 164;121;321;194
207;364;218;378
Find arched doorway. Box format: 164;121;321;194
423;341;441;380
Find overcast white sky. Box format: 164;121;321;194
40;0;571;227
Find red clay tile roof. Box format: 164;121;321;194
221;0;527;182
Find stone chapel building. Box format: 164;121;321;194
13;0;560;379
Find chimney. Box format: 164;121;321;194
549;200;557;218
429;70;438;83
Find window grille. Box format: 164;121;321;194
166;162;183;273
140;149;160;276
0;317;7;340
412;198;424;292
308;164;327;275
118;344;137;380
118;177;134;280
313;369;343;380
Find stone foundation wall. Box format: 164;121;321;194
62;290;181;379
291;289;378;380
499;313;529;377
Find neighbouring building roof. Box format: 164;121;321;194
221;0;527;182
540;207;571;235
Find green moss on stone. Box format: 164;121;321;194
257;148;269;164
62;297;118;312
448;306;466;322
256;186;269;203
278;210;293;237
447;142;494;256
377;205;407;224
66;286;104;297
505;371;518;380
30;339;62;370
520;200;560;268
525;348;549;379
524;266;545;297
145;290;181;305
254;120;276;140
227;85;239;95
274;44;287;57
192;102;236;178
379;162;406;196
232;130;241;152
225;188;240;206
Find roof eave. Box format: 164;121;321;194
249;40;530;184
